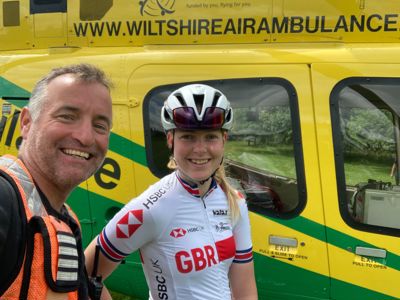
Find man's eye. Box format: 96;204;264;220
94;123;109;133
58;114;75;121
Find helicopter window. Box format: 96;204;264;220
79;0;113;21
30;0;66;14
144;78;306;218
331;78;400;236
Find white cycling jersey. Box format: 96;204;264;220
98;171;253;300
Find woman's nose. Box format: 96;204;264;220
192;138;207;152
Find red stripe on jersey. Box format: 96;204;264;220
176;175;200;196
215;236;236;262
99;232;124;261
235;252;253;260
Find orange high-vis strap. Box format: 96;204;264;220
0;155;80;300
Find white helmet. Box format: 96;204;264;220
161;84;233;131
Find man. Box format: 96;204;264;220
0;63;113;300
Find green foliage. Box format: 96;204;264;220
342;107;395;157
259;106;292;144
232;106;292;146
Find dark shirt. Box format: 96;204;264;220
0;174;25;293
0;173;88;298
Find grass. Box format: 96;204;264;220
225;141;296;178
225;140;394;186
344;160;394;186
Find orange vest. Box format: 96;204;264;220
0;155;81;300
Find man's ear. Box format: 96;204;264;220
20;107;32;139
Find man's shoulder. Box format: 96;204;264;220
0;170;25;233
0;172;18;209
0;171;25;295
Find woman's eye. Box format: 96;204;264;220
206;134;219;140
180;135;193;140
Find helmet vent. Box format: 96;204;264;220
226;108;232;122
193;94;204;114
212;92;221;107
163;108;171;122
175;94;186;106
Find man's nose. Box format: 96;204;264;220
72;120;95;146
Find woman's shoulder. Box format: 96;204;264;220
134;172;178;209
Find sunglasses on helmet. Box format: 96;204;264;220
172;107;226;130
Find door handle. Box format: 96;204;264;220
269;235;298;248
355;246;386;259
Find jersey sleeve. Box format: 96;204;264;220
97;194;158;262
232;197;254;264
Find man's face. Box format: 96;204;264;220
20;74;112;192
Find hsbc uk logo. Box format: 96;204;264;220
170;228;187;238
116;209;143;238
170;226;204;238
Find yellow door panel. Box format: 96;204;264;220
312;63;400;299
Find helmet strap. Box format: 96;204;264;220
176;157;223;186
197;156;224;185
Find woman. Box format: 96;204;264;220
85;84;258;300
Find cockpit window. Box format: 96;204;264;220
331;78;400;235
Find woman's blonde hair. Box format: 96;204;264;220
167;157;240;222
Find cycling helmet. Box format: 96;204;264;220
161;84;233;131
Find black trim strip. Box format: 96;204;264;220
57;267;79;273
59;242;78;248
59;254;78;260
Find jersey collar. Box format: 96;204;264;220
175;172;218;198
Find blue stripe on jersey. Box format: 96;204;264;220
176;172;218;198
98;230;129;262
233;246;253;263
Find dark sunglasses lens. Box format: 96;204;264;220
173;107;225;129
202;107;225;129
173;107;197;129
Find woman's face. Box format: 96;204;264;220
167;129;227;183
